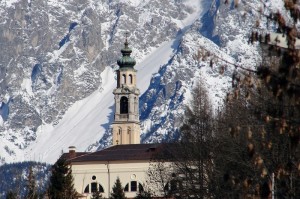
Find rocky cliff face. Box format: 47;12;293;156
0;0;282;163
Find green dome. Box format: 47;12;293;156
117;41;136;68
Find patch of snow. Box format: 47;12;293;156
21;78;34;97
0;116;3;126
0;0;20;8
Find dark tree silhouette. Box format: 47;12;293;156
48;158;78;199
5;190;17;199
110;177;126;199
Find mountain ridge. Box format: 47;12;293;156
0;0;282;164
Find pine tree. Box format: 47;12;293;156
48;158;78;199
25;166;38;199
110;177;126;199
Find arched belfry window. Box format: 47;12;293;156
120;96;128;114
129;74;133;84
122;74;126;84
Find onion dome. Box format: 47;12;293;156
117;40;136;68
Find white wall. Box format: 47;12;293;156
72;160;151;198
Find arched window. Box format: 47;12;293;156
84;183;104;193
129;74;133;84
122;74;126;84
124;181;144;192
120;96;128;114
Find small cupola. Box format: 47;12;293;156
117;38;136;68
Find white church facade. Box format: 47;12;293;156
61;39;174;199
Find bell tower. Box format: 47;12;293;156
112;37;140;145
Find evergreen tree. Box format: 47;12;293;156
135;190;152;199
48;158;78;199
25;166;38;199
110;177;126;199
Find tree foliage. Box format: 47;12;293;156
47;158;78;199
25;166;38;199
110;177;126;199
5;190;17;199
148;80;216;198
135;189;152;199
176;80;215;198
215;0;300;198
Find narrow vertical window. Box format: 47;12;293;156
129;74;133;84
131;181;137;192
122;74;126;84
91;182;97;192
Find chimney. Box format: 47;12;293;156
68;146;76;159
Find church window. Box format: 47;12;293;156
129;74;133;84
120;96;128;114
119;128;122;135
124;181;143;192
91;182;98;192
124;184;129;192
99;185;104;192
139;183;144;192
89;182;104;193
92;175;96;180
84;184;89;193
122;74;126;84
131;181;137;192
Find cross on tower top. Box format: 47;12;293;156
125;32;129;43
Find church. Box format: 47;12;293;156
61;38;174;199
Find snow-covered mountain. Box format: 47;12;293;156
0;0;284;164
